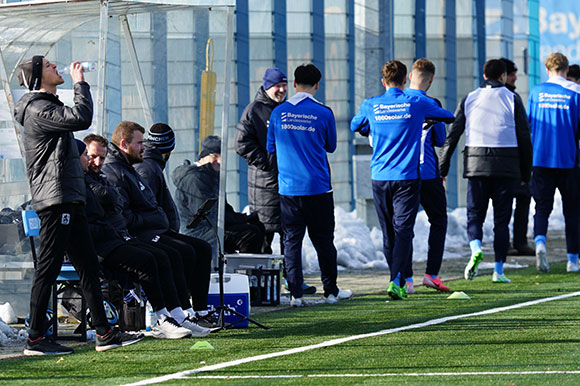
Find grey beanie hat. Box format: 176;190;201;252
198;135;221;159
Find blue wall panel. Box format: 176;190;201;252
445;0;458;208
415;0;426;60
236;0;250;208
475;0;486;82
274;0;287;74
152;12;168;125
312;0;325;103
348;0;355;209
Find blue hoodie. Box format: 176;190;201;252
351;87;454;181
527;75;580;169
267;92;337;196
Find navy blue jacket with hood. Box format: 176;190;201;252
101;142;169;241
133;141;180;232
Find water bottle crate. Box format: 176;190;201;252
234;268;280;307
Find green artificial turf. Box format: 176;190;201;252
1;263;579;385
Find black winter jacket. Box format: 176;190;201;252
85;169;130;237
439;79;533;182
101;143;169;241
172;161;249;245
13;82;93;212
172;161;218;243
83;171;125;261
235;87;283;233
134;142;180;232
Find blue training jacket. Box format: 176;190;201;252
350;87;454;181
527;75;580;169
266;92;337;196
404;88;446;180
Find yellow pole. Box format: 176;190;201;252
199;38;216;152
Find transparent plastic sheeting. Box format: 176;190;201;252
0;0;231;86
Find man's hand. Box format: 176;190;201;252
70;61;85;84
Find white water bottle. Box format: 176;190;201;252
145;302;155;331
86;330;96;341
58;61;97;75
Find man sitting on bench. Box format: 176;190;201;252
171;135;266;255
91;127;217;329
78;139;209;338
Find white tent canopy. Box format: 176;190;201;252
0;0;234;246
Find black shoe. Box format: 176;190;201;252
95;329;144;352
284;280;317;295
302;282;317;295
515;244;535;256
194;312;220;330
24;336;74;356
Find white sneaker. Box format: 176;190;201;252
152;317;192;339
181;318;210;337
536;243;549;273
290;296;305;307
567;261;580;272
492;272;511;283
336;288;353;299
324;288;353;304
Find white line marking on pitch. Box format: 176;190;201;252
180;371;580;379
121;291;580;386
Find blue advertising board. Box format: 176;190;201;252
540;0;580;81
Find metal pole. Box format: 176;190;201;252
120;14;153;129
96;0;109;136
216;6;234;265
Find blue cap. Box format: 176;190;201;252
262;68;287;90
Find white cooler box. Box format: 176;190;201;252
206;273;250;328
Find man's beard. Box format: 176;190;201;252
272;93;286;103
126;149;143;164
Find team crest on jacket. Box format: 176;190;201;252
61;213;70;225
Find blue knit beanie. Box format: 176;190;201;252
262;68;287;90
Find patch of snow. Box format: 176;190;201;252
0;303;27;346
0;303;17;324
479;262;529;270
272;193;564;274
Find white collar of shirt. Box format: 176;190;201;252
547;75;580;94
287;92;320;106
